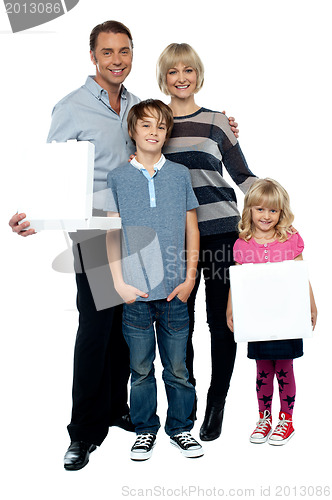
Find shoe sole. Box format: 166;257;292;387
250;430;272;444
170;440;204;458
130;445;155;461
199;432;221;442
268;430;295;446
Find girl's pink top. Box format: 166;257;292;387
233;232;304;264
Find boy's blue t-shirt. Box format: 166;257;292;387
105;158;199;301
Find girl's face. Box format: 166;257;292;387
166;62;197;98
251;205;281;234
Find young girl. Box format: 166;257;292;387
227;178;317;445
157;43;257;441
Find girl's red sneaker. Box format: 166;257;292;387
250;410;272;444
268;412;295;446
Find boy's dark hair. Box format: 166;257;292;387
127;99;174;144
90;20;133;55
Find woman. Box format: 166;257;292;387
157;43;257;441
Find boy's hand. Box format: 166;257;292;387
167;279;195;303
115;282;148;304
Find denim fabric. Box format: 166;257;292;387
122;298;195;436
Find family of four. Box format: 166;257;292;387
10;20;317;470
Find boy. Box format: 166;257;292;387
105;99;203;460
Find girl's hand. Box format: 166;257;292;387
226;289;234;332
226;311;234;332
311;306;318;330
309;282;317;330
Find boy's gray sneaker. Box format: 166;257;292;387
170;432;204;458
130;433;156;461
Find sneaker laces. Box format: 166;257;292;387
272;415;291;437
174;432;199;447
253;411;271;433
133;433;155;449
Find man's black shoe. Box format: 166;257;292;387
110;413;135;432
64;441;97;471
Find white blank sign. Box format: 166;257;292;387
17;140;120;231
229;260;313;343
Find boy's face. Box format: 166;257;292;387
131;112;167;156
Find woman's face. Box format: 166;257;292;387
166;62;197;98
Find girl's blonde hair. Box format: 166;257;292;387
156;43;204;96
238;178;294;242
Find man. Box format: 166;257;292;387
9;20;239;470
11;20;139;471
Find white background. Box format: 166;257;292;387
1;1;331;499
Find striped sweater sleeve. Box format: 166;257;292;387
212;112;256;193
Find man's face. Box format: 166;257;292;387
90;31;133;91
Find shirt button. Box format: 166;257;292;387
264;243;267;247
265;256;268;260
264;249;268;253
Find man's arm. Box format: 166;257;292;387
47;101;79;143
106;211;148;304
167;208;200;302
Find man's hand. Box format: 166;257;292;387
115;281;148;304
167;279;195;303
9;213;36;236
222;111;239;138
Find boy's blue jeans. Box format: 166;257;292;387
122;297;195;437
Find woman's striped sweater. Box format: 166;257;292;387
163;107;256;236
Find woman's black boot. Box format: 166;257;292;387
199;402;225;441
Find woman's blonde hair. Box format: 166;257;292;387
156;43;204;96
238;178;294;242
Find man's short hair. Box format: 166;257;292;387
156;43;204;96
90;20;133;54
127;99;174;143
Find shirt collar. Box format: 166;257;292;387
84;75;128;100
130;154;166;171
